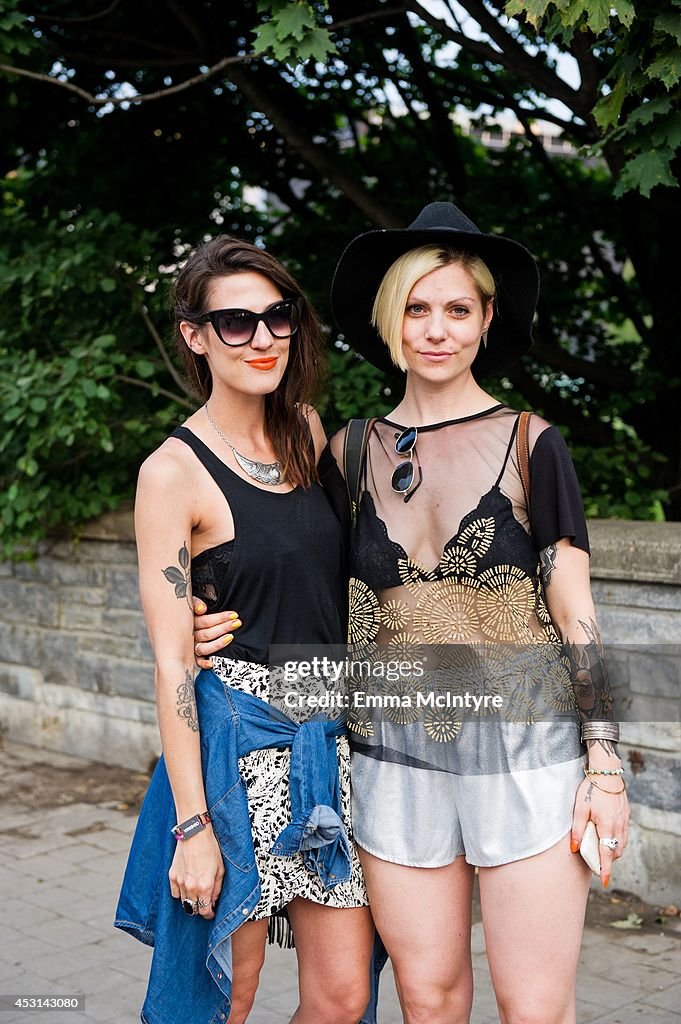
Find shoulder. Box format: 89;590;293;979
524;415;575;464
136;435;199;499
512;410;552;455
299;404;328;462
328;425;348;475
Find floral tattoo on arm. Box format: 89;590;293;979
176;669;198;731
162;542;192;609
539;544;558;590
563;617;618;756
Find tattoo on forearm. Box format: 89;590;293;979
587;737;620;756
176;669;198;731
162;542;192;608
584;781;594;803
539;544;558;589
562;616;614;723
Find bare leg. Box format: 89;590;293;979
480;834;591;1024
359;848;475;1024
286;899;374;1024
229;918;269;1024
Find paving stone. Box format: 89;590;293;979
639;980;681;1012
575;976;649;1010
605;959;680;992
21;919;111;951
0;937;65;968
470;920;487;956
77;829;136;854
105;950;153;983
1;900;59;930
77;851;131;875
0;927;28;950
588;1007;681;1024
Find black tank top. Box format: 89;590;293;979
173;426;346;664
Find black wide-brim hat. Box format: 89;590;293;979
331;202;540;378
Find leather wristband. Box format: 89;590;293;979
171;810;212;841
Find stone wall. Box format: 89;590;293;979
1;513;679;901
585;520;681;904
0;508;159;772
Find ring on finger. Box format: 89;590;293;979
599;836;619;850
181;898;200;916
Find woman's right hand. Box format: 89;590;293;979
192;599;242;669
169;827;225;920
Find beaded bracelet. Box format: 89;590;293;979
585;766;625;776
583;767;626;794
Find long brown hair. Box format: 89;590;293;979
172;236;327;488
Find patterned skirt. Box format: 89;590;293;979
210;657;368;937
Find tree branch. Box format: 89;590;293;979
138;301;192;399
114;375;195;409
225;63;403;227
32;1;122;23
409;0;586;115
0;52;258;106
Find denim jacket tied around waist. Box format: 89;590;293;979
114;667;355;1024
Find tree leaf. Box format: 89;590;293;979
583;0;614;35
655;13;681;45
100;277;116;293
609;912;643;929
295;27;334;63
275;3;316;43
593;75;627;129
613;1;636;30
505;1;552;30
613;150;677;198
644;48;681;88
251;20;283;55
135;358;155;379
625;96;672;127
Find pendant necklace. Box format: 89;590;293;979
204;404;284;486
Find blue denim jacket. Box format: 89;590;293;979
114;668;357;1024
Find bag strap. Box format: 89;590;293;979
516;410;532;509
343;418;375;524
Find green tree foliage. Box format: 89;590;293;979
0;0;678;555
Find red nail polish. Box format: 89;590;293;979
603;876;610;888
570;838;579;854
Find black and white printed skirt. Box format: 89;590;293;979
210;657;368;940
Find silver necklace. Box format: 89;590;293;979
204;405;284;486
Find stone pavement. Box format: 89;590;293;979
1;738;679;1024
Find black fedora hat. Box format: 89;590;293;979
331;202;540;378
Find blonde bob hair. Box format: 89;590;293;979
371;245;496;372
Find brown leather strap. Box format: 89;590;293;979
516;410;532;509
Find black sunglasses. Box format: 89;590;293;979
391;426;423;503
197;298;300;347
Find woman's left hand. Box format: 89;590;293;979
571;775;630;888
193;599;242;669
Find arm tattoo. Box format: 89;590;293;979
162;542;192;608
563;617;616;748
176;669;198;731
584;781;594;803
539;544;558;589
